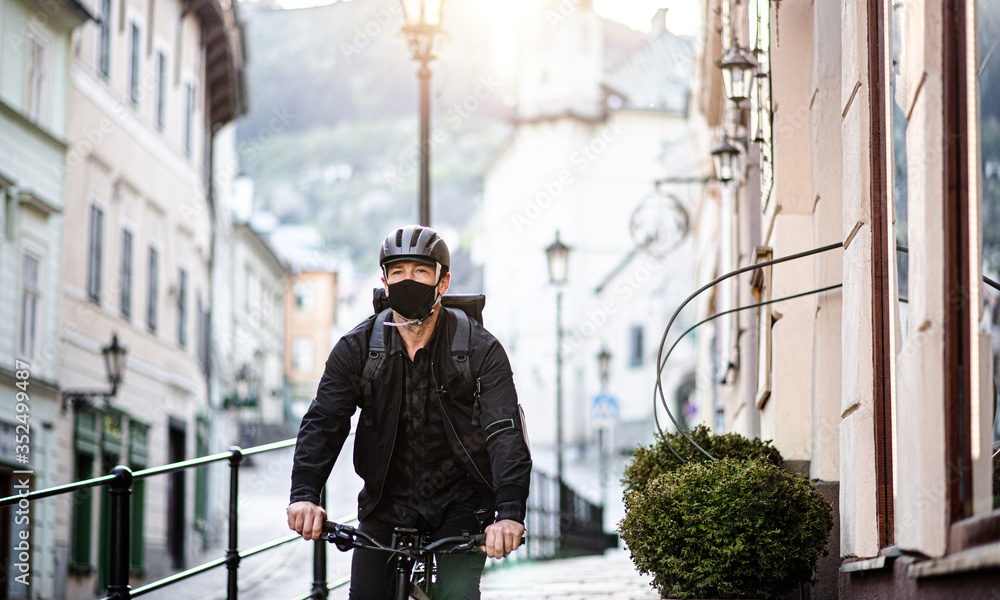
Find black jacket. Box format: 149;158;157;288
290;308;532;523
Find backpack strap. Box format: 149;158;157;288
361;308;393;426
447;307;479;399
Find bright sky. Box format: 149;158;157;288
594;0;702;36
268;0;702;38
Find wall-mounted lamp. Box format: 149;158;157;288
717;45;757;103
62;333;128;411
710;136;742;183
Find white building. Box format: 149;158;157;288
227;221;289;441
480;4;700;484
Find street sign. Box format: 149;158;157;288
590;393;619;426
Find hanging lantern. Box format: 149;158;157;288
717;45;757;103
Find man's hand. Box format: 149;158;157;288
482;519;524;559
286;501;327;541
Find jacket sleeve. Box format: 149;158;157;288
474;337;532;523
289;334;362;505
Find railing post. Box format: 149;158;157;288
227;447;243;600
108;466;133;600
311;487;327;599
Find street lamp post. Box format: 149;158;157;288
545;232;571;486
596;346;611;507
400;0;446;226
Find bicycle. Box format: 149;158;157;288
320;520;490;600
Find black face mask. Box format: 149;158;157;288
386;278;439;321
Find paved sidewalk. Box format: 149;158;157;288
480;550;660;600
140;444;655;600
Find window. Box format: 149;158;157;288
293;337;314;372
71;408;100;573
87;206;104;303
183;81;195;156
70;451;95;571
977;0;1000;514
294;280;314;311
628;325;644;368
177;268;187;347
120;229;133;318
3;187;13;241
194;417;209;533
155;51;167;130
196;294;210;374
25;33;47;123
128;422;149;573
128;22;141;106
244;266;254;312
19;254;40;359
147;247;158;332
97;0;111;78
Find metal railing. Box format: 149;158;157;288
0;436;616;599
0;438;314;600
522;469;618;560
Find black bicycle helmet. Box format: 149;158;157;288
379;225;450;274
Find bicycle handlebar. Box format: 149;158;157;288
319;521;488;556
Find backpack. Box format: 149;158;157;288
358;289;485;426
359;289;530;455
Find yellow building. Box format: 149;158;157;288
285;270;338;420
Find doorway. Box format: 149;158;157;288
167;419;186;569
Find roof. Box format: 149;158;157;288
185;0;248;128
602;31;693;115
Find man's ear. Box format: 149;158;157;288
438;272;451;295
382;276;389;296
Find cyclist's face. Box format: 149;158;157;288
384;260;438;286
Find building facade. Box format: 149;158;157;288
690;0;1000;597
284;269;337;420
54;0;244;593
0;0;93;595
227;221;288;443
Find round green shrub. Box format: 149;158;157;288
621;425;784;494
618;457;833;600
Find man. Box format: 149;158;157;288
287;224;531;600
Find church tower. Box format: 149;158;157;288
515;0;605;122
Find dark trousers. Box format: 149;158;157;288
348;504;488;600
